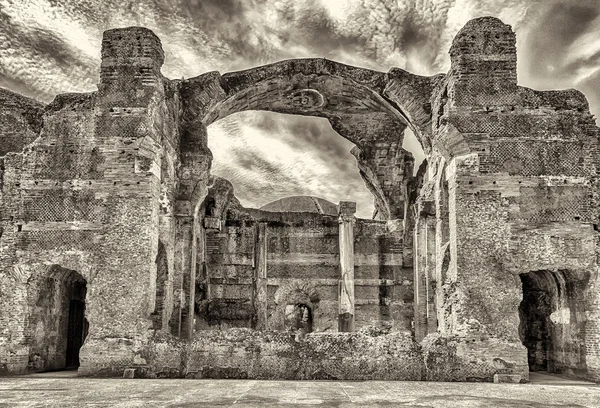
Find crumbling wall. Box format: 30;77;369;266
412;16;600;382
199;221;256;329
146;328;422;380
0;89;43;157
0;92;100;374
263;218;340;332
0;27;175;376
1;16;598;382
194;183;413;333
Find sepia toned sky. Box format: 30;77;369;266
1;0;600;217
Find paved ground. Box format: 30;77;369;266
0;372;598;407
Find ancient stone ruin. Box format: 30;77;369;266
1;17;599;382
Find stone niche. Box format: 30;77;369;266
0;17;599;383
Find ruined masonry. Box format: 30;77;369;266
1;17;599;382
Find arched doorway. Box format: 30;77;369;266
285;303;313;333
179;58;435;222
175;58;434;338
28;266;88;372
518;270;588;376
65;298;86;369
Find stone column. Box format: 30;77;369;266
413;216;428;341
174;207;208;339
254;222;268;330
338;201;356;332
425;216;437;335
186;217;203;339
413;188;436;341
79;26;169;375
173;120;211;338
174;215;193;338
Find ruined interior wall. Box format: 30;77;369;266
199;222;256;329
0;89;43;157
264;218;340;332
199;211;342;331
196;195;413;333
354;219;413;331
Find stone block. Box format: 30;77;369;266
493;374;521;383
204;217;222;230
123;368;136;379
338;201;357;216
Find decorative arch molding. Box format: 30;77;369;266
179;58;438;152
11;263;90;285
9;265;31;284
274;280;321;307
177;59;439;222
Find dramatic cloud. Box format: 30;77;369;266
208;112;374;218
1;0;599;217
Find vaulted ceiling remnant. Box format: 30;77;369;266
1;17;599;383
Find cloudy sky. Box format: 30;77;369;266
1;0;600;218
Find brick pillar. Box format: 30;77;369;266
413;216;427;341
179;217;194;339
79;27;167;375
425;217;438;335
414;192;436;341
338;201;356;332
254;222;268;330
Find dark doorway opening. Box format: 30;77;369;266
518;270;587;376
29;267;88;372
285;303;313;333
65;299;87;369
62;273;88;370
519;271;552;372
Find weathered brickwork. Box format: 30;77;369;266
145;329;422;380
192;180;411;334
1;17;599;382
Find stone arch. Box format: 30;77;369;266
518;269;590;375
26;264;88;372
178;58;439;220
273;281;321;331
181;59;427;133
274;281;321;306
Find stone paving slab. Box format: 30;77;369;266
0;378;598;407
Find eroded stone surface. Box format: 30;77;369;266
1;16;599;383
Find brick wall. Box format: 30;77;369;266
196;199;413;333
